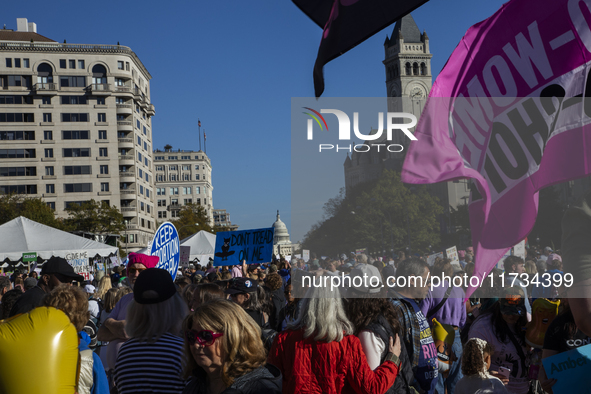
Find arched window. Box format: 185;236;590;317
394;64;398;77
36;63;53;85
420;63;427;75
405;62;411;75
413;62;419;75
92;64;107;88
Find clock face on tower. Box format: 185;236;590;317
410;86;425;99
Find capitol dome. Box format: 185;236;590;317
272;210;291;245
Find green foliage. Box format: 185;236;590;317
0;194;63;229
301;170;443;256
64;199;126;235
173;203;215;239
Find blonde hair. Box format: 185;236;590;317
182;299;267;386
103;288;120;312
125;292;189;342
42;285;90;332
287;279;353;342
95;276;112;300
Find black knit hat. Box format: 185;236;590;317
133;268;177;305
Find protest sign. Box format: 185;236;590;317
514;240;526;260
446;246;460;263
427;252;444;266
542;343;591;393
150;222;180;280
110;256;120;267
180;246;191;268
302;250;310;262
22;252;36;264
66;251;90;280
213;227;274;267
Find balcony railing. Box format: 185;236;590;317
117;121;132;126
119;155;134;160
118;138;133;143
33;83;57;91
116;103;132;109
115;86;131;93
119;171;134;176
121;207;136;212
88;83;111;92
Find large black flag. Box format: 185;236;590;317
293;0;430;97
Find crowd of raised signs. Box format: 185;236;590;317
0;243;583;394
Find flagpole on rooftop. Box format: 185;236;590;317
204;129;207;154
198;119;202;151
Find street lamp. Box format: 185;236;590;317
177;223;200;239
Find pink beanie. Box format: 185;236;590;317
127;253;159;276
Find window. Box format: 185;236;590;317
168;156;178;160
137;136;141;145
182;187;190;195
23;59;29;68
0;167;36;176
169;165;177;171
145;173;149;182
144;157;148;166
59;59;66;69
171;211;179;218
196;198;201;205
184;199;193;205
158;211;167;219
97;97;105;105
63;148;90;157
156;188;165;196
99;148;108;157
45;148;53;158
138;152;142;161
7;76;32;87
5;58;11;67
138;169;143;178
98;130;107;140
155;156;165;161
59;76;86;87
147;205;151;214
14;58;21;68
117;61;124;70
101;183;109;192
183;174;190;181
0;113;34;122
170;174;177;181
157;175;163;182
100;165;108;174
42;97;51;105
61;113;89;122
97;113;106;122
64;183;93;193
182;165;190;170
45;166;54;176
158;200;166;207
195;186;200;194
46;184;55;194
170;187;179;195
42;113;52;123
143;141;147;150
46;202;55;210
171;198;179;205
136;120;140;129
0;96;33;105
125;62;130;71
139;185;144;195
64;166;92;175
0;131;35;140
143;126;146;135
141;202;145;211
0;149;35;158
0;185;37;194
78;60;85;69
62;130;89;140
146;189;150;198
156;166;164;171
195;174;200;180
69;60;75;69
116;78;125;87
61;96;87;105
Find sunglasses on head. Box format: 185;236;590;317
185;329;223;346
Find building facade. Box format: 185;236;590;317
344;15;470;231
0;19;156;251
153;148;214;226
213;209;238;231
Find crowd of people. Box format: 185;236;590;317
0;244;583;394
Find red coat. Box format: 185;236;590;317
268;328;398;394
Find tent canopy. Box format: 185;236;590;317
0;216;118;262
180;230;216;263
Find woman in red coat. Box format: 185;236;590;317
268;280;401;394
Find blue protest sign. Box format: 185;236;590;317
542;343;591;394
150;222;180;280
213;227;274;266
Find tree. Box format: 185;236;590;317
64;200;126;235
164;144;172;150
301;170;443;257
0;194;64;229
173;203;215;239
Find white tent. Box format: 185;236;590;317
180;230;216;263
0;216;118;262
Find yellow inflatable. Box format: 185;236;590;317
0;307;79;394
432;318;458;378
526;298;560;348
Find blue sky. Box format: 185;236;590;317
3;0;507;242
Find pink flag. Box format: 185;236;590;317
402;0;591;297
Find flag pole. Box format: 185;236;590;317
204;129;207;154
198;119;202;151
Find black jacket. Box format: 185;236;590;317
9;286;47;317
182;363;282;394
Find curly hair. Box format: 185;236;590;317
1;287;23;319
344;298;400;336
264;272;283;292
42;285;89;332
182;299;267;386
461;339;494;376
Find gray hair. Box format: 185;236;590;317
0;276;10;292
396;258;429;288
287;278;353;342
125;292;189;342
357;254;368;264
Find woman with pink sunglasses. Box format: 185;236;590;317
182;298;282;394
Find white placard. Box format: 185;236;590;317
302;250;310;262
446;246;459;263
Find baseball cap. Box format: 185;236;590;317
84;284;96;294
544;246;553;252
41;256;84;282
499;287;526;316
133;268;177;305
225;277;258;294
